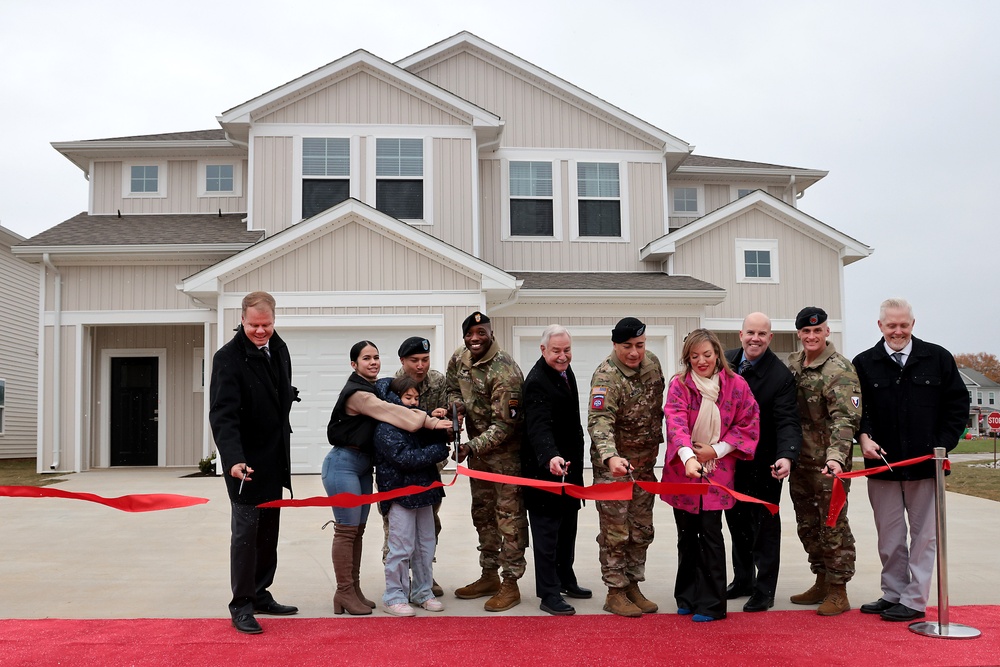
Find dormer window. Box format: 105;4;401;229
206;165;233;192
198;160;243;197
671;186;702;216
123;161;167;198
376;138;423;220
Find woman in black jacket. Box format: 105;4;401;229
521;324;590;615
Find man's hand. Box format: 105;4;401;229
230;463;253;480
549;456;569;477
771;457;792;480
859;433;882;459
456;443;471;463
606;456;633;478
823;460;844;477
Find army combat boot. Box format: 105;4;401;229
624;582;658;613
790;572;828;605
817;583;851;616
603;588;642;618
455;569;501;600
484;577;520;612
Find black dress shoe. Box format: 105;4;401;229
880;603;925;622
540;596;576;616
254;600;299;615
860;598;896;615
742;592;774;612
232;614;263;634
726;581;753;600
561;584;593;599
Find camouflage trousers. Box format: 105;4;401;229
788;461;856;585
594;465;656;589
469;455;528;579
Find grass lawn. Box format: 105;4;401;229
0;458;71;487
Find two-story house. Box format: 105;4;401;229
0;224;39;458
14;32;870;474
959;367;1000;436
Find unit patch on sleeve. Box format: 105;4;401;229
591;386;608;410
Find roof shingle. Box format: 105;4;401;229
17;212;262;247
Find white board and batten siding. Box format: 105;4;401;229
0;227;39;457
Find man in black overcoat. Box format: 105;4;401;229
521;324;591;615
209;291;300;634
724;312;802;611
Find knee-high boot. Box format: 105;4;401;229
354;523;376;608
332;524;372;615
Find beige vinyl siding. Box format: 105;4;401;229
0;241;38;457
37;326;78;469
90;325;204;467
91;160;248;215
428;137;474;252
412;51;659;151
481;160;664;272
226;223;479;293
671;208;842;321
257;70;467;125
251;135;295;237
47;264;210;311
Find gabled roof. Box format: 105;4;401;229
396;32;692;171
181;198;516;302
641;189;872;265
0;223;26;246
52;130;242;176
217;49;502;145
959;367;1000;389
12;212;261;261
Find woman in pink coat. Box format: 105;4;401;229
661;328;759;622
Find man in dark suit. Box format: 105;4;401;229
724;312;802;612
521;324;590;615
210;291;299;634
852;298;968;622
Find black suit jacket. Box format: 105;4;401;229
209;326;298;505
725;347;802;502
852;336;968;481
521;355;585;514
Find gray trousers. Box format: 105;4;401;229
867;477;936;612
383;503;436;606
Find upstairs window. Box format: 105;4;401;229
376;138;423;220
744;250;772;278
510;161;553;236
131;166;158;193
673;187;699;213
205;165;234;192
302;138;350;218
990;392;996;405
577;162;621;237
737;188;755;198
735;238;779;284
123;161;167;198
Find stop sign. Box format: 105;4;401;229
988;412;1000;431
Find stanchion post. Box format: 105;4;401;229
909;447;980;639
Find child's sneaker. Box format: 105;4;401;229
383;602;416;617
420;597;444;612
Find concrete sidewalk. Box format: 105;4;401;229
2;461;997;619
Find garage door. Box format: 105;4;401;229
515;326;674;468
280;327;435;473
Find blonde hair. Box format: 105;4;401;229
678;328;732;379
242;291;276;316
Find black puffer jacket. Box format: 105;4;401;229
373;378;449;513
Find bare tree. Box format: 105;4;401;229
955;352;1000;383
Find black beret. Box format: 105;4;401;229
462;311;491;335
611;317;646;343
795;307;828;330
398;336;430;358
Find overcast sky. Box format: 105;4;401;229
1;0;996;358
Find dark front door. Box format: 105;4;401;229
110;357;158;466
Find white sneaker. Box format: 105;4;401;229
420;597;444;612
383;602;415;617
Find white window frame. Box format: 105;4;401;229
367;136;433;226
197;160;243;197
0;377;5;435
731;184;762;202
977;391;983;405
989;391;995;405
501;158;562;240
569;159;629;242
293;135;360;222
670;184;703;217
122;160;168;198
193;348;205;393
735;238;780;284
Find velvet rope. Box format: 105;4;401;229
825;454;946;527
0;485;210;512
260;464;780;513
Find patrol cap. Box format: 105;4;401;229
398;336;430;358
462;311;491;335
795;306;828;330
611;317;646;343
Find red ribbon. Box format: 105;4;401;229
825;454;946;526
260;465;780;513
0;485;209;512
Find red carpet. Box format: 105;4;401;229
1;607;996;666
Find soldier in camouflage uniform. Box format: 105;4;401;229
786;306;862;616
446;312;528;612
588;317;666;617
385;336;450;596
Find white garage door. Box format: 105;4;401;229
280;327;435;473
515;326;675;468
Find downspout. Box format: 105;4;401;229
789;174;798;206
42;253;61;470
